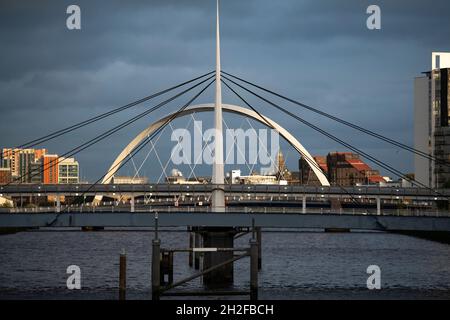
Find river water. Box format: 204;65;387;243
0;229;449;300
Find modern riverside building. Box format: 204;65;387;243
1;148;81;184
2;148;21;177
2;148;46;180
29;161;43;184
42;154;59;184
18;149;36;183
414;52;450;188
58;157;79;184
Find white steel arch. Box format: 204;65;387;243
95;103;330;201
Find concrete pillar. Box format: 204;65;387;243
302;195;306;214
201;227;235;289
376;197;381;215
151;239;160;300
130;195;135;213
56;196;61;213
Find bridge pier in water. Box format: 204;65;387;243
188;226;260;289
199;227;237;289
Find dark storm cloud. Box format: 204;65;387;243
0;0;449;180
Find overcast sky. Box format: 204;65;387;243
1;0;450;182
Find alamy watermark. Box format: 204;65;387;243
66;5;81;30
170;120;280;169
66;265;81;290
366;265;381;290
366;5;381;30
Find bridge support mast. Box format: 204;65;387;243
200;0;236;289
211;0;225;212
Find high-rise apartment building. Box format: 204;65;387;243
42;154;59;184
2;148;46;179
414;52;450;188
29;161;43;184
58;158;79;184
18;149;35;183
2;148;20;177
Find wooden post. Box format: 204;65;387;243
152;239;161;300
160;250;174;286
189;230;194;267
152;212;160;300
256;227;262;270
194;232;201;270
250;238;258;300
119;250;126;300
302;194;306;214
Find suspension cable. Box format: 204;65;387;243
15;71;214;149
221;75;447;200
222;71;449;168
48;78;215;222
221;78;371;209
6;74;215;187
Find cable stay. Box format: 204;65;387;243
222;71;450;169
48;78;215;222
221;75;448;201
221;78;373;209
6;74;215;187
15;71;214;149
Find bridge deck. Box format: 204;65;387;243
1;212;450;232
1;184;449;200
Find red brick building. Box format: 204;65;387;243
299;156;328;186
327;152;385;186
0;168;12;184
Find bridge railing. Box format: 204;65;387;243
2;183;450;199
2;205;450;217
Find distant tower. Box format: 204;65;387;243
276;150;289;180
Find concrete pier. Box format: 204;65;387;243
200;227;236;289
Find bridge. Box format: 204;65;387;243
0;0;448;242
2;183;449;198
1;0;450;298
1;183;449;217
